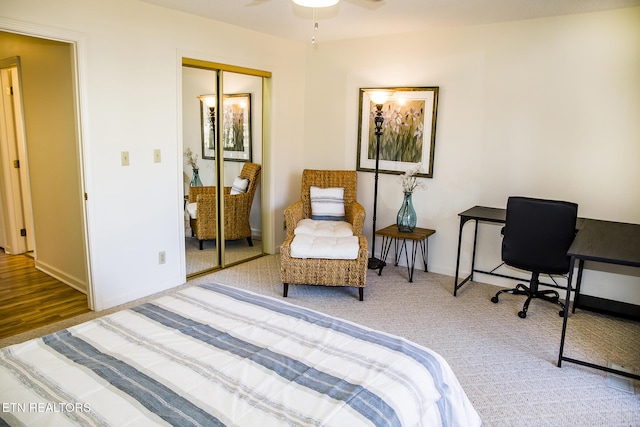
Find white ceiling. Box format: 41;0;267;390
140;0;640;44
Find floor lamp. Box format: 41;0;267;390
366;90;393;273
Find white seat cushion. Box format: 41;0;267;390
294;218;353;237
290;234;360;260
186;202;197;219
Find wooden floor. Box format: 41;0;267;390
0;252;90;339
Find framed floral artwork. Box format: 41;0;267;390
356;87;439;178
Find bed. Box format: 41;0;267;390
0;283;481;426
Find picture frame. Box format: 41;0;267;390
200;96;216;160
356;87;439;178
201;93;252;162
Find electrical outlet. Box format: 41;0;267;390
121;151;130;166
158;251;166;264
153;149;161;163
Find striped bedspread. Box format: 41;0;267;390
0;283;481;426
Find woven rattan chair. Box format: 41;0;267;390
189;162;261;250
280;169;368;300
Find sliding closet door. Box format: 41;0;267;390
220;71;263;267
182;65;219;274
182;59;269;276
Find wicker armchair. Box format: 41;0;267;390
188;162;261;250
280;169;368;300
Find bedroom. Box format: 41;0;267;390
1;0;639;425
1;0;638;311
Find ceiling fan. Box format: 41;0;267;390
248;0;384;9
248;0;384;43
292;0;383;6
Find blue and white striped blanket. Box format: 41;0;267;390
0;283;481;426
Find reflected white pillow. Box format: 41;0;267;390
230;177;250;195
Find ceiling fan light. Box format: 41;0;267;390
292;0;339;8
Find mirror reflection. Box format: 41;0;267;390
182;66;264;276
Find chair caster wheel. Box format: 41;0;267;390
491;296;499;303
558;310;564;317
518;311;527;319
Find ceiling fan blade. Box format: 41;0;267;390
246;0;272;6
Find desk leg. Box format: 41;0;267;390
454;218;466;296
557;256;576;368
454;217;478;296
470;220;479;281
572;259;585;314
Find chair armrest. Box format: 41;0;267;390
346;201;366;236
196;194;216;220
189;186;216;203
284;200;304;236
280;234;294;257
223;192;250;219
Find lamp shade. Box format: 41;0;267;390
293;0;339;7
197;95;216;108
366;90;395;105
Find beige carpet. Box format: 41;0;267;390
185;236;263;275
2;255;639;426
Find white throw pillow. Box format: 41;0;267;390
310;186;345;221
230;177;250;195
186;202;198;219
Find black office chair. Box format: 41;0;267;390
491;196;578;318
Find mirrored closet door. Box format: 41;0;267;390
182;60;269;276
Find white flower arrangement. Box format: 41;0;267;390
398;162;426;193
184;148;199;170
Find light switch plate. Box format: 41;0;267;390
121;151;129;166
153;149;161;163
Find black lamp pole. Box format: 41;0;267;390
208;106;216;137
368;102;386;273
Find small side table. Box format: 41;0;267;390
375;225;436;282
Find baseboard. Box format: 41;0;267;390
34;260;88;294
575;294;640;321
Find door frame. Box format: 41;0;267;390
0;18;95;310
181;57;272;276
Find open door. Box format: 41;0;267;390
0;57;33;254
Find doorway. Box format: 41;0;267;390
182;59;271;276
0;30;90;309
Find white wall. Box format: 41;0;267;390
2;1;638;309
302;8;640;303
1;0;306;310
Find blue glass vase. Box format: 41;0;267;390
397;192;417;232
190;169;203;187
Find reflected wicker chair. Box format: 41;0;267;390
280;169;368;300
188;162;261;250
